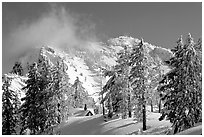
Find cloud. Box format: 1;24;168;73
4;4;98;58
2;4;100;73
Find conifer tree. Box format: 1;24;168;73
37;57;71;134
73;76;87;108
129;38;148;130
158;34;202;134
10;61;24;76
102;46;132;118
2;77;20;135
37;55;60;134
20;62;44;134
117;46;132;118
73;77;80;100
100;69;117;115
147;58;163;112
20;58;69;135
101;65;130;117
51;60;69;124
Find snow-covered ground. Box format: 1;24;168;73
57;105;202;135
176;123;202;135
57;111;171;135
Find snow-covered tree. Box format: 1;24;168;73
146;57;163;112
101;69;122;117
129;38;149;130
72;76;88;108
10;61;24;76
158;34;202;134
116;46;132;118
37;55;61;134
20;57;70;134
20;62;45;134
73;77;80;100
101;46;133;118
51;60;71;124
2;77;20;135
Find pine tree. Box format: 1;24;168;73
129;38;148;130
10;61;24;76
36;57;71;134
20;62;45;134
147;57;163;112
117;46;132;118
73;76;87;108
51;60;71;124
158;34;202;134
101;46;132;119
37;55;60;134
2;77;20;135
73;77;80;100
100;69;122;117
52;60;69;124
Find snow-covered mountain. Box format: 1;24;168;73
107;36;173;73
2;74;27;102
2;36;173;101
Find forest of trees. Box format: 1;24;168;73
2;52;95;135
100;34;202;133
2;34;202;135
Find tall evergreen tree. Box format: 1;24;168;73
100;69;115;113
101;46;132;119
117;46;132;118
101;69;124;117
20;58;70;135
101;61;133;117
129;38;149;130
158;34;202;134
147;57;163;112
20;62;45;134
38;56;71;134
73;76;87;108
51;60;70;124
2;77;20;135
37;55;60;134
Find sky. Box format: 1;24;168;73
2;2;202;74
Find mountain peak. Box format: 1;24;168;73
4;35;173;101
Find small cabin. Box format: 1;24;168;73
74;110;93;116
70;108;94;117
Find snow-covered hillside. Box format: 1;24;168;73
2;74;27;101
3;36;173;102
58;110;172;135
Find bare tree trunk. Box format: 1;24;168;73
150;100;153;112
102;94;105;115
127;83;132;118
158;99;161;113
142;92;147;131
128;94;132;118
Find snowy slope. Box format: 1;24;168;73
176;124;202;135
63;56;98;96
14;45;111;100
2;74;27;100
58;111;171;135
3;36;173;102
107;36;172;74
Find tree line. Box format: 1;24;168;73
100;34;202;134
2;49;95;135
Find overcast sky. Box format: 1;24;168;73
2;2;202;74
